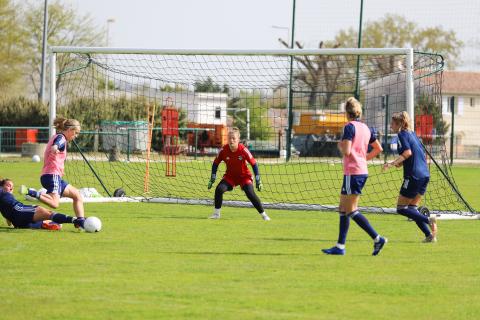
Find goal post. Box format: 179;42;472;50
48;46;475;216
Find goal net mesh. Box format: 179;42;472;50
52;49;474;214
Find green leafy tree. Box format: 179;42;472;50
229;91;274;141
194;77;229;93
23;0;104;99
0;0;28;96
335;14;463;72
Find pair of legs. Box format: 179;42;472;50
8;204;79;230
323;194;386;255
396;176;437;242
396;194;437;242
211;179;269;220
38;184;84;218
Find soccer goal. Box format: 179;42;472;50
48;46;476;216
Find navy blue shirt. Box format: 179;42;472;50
0;190;21;221
342;121;377;144
397;130;430;179
53;134;67;151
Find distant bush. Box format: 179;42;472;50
0;97;48;126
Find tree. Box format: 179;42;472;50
278;38;349;108
335;14;463;72
23;0;104;100
0;0;28;96
229;91;274;141
194;77;229;93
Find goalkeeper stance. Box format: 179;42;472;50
207;127;270;221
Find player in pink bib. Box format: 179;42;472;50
322;97;387;256
20;117;85;228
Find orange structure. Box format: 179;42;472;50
187;123;228;151
415;114;434;143
162;101;179;176
293;112;347;136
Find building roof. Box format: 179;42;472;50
443;71;480;95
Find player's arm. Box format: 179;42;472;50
208;163;219;189
366;127;383;160
338;123;354;156
383;133;411;171
251;162;263;191
51;135;66;154
208;151;223;189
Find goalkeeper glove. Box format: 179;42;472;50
207;175;216;190
255;176;263;192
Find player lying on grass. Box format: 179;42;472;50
207;127;270;221
20;117;85;227
0;178;84;230
322;97;387;256
382;111;438;243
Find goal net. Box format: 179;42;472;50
49;47;475;215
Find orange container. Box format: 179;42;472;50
15;129;38;150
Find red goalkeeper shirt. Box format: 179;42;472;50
214;143;256;180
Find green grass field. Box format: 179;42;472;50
1;160;479;319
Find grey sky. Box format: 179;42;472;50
68;0;479;69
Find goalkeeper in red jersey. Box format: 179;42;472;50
207;127;270;221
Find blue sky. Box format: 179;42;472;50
67;0;479;69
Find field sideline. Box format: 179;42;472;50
0;160;479;319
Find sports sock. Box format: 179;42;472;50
50;213;74;224
27;189;40;199
350;210;379;240
397;206;430;236
337;212;349;245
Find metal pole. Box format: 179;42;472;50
39;0;48;102
383;95;389;163
286;0;296;161
49;52;56;137
105;18;115;98
405;49;415;129
246;108;250;140
450;96;455;165
353;0;364;99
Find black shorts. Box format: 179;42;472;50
400;176;430;198
8;204;37;228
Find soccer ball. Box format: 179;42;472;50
32;155;41;162
83;217;102;233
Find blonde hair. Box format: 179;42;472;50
391;111;411;131
228;127;241;138
345;97;362;119
53;117;81;131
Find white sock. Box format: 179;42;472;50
214;208;221;215
374;235;381;243
260;212;267;216
336;243;346;249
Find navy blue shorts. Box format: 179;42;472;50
341;174;368;195
400;176;430;198
41;174;69;196
8;204;37;228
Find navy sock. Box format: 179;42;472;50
397;206;430;236
337;212;350;245
51;213;74;224
28;189;40;199
350;210;379;240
